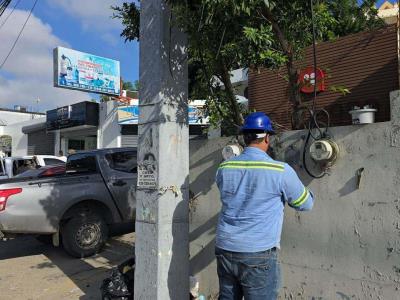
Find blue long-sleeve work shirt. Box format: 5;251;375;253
215;147;314;252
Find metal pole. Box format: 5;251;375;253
134;1;189;299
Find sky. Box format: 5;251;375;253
0;0;139;112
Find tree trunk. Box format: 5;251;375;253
261;6;301;105
220;63;244;126
286;55;301;105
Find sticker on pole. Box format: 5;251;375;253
137;154;157;189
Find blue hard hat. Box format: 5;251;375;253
242;112;275;134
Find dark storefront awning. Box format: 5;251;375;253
22;122;46;134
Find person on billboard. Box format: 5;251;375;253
59;54;72;86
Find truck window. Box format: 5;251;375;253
66;154;97;174
105;151;137;173
43;158;65;166
0;159;5;176
14;159;36;175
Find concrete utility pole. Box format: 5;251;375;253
134;1;189;299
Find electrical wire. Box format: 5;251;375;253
0;0;12;18
301;0;328;179
0;0;38;70
0;0;21;30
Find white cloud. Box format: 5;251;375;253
0;76;91;110
47;0;124;33
0;8;91;110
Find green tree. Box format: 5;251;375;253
122;81;134;91
100;80;137;102
112;0;384;129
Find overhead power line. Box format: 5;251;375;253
0;0;12;18
0;0;21;30
0;0;38;70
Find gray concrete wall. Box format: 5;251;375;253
189;99;400;298
189;137;229;298
98;101;121;149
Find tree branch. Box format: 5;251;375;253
259;6;301;106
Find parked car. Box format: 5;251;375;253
0;155;67;179
0;148;137;258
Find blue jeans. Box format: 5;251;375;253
215;247;281;300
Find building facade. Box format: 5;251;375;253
0;108;44;156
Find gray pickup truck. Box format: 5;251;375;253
0;148;137;258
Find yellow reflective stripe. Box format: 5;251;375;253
219;161;284;169
292;188;309;207
218;165;284;172
220;160;284;167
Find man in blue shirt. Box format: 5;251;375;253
215;112;314;300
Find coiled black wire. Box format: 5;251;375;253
301;0;330;179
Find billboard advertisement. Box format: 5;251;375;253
54;47;120;95
188;100;209;125
118;98;139;125
117;99;209;125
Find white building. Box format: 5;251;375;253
0;108;44;156
378;1;399;25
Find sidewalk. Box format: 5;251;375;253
0;233;135;300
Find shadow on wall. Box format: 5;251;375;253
168;177;189;299
338;172;359;197
188;138;231;297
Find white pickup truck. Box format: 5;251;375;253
0;155;66;180
0;148;136;258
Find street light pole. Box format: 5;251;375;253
134;1;189;299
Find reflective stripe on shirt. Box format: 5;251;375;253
219;160;284;171
291;187;309;207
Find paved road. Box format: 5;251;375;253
0;233;135;300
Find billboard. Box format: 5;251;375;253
188;100;209;125
118;98;139;125
54;47;121;95
117;99;209;125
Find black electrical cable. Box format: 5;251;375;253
0;0;38;70
0;0;12;18
0;0;21;30
302;0;327;179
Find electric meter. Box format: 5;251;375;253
222;145;242;161
309;139;339;163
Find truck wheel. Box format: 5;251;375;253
61;210;109;258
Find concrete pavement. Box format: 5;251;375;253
0;233;135;300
